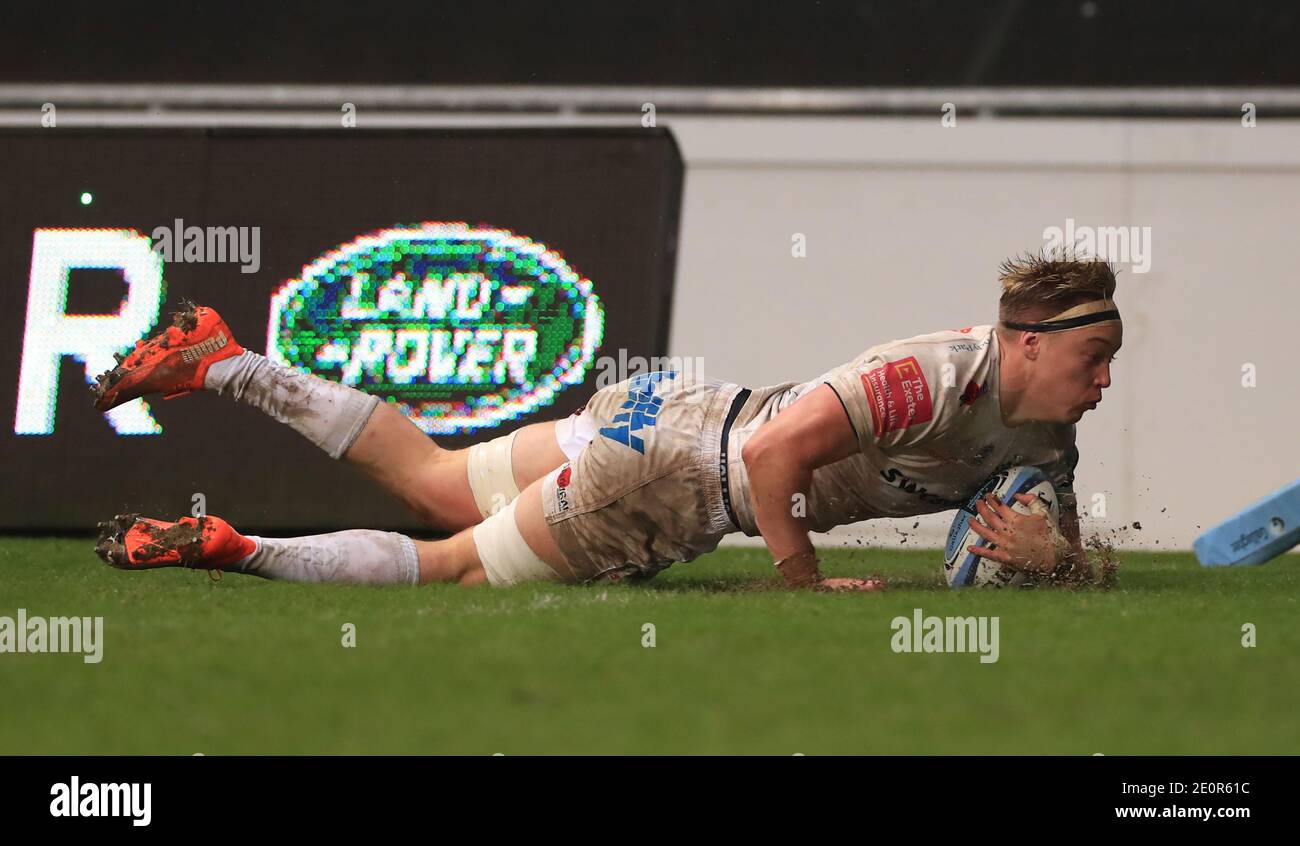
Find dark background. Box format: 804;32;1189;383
2;0;1297;87
0;128;683;531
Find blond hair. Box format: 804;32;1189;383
998;249;1118;325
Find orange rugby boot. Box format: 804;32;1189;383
94;514;256;571
91;302;244;412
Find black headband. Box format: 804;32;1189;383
1001;309;1122;333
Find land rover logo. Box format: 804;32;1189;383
268;223;604;434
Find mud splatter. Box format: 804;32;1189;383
172;300;200;332
94;513;206;567
129;516;206;564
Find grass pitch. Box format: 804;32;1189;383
1;537;1297;755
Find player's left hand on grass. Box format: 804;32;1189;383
775;552;886;591
966;492;1062;573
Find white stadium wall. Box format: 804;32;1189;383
663;116;1300;550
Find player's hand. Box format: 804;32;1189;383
815;577;887;592
965;492;1061;573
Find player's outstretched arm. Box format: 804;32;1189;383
741;384;882;592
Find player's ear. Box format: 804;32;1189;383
1021;331;1042;361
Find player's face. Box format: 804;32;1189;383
1032;324;1123;423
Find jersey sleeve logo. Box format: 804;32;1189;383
861;356;934;438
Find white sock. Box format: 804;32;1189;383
231;531;420;585
205;351;380;460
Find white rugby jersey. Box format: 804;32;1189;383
725;325;1079;536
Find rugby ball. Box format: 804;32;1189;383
943;465;1060;589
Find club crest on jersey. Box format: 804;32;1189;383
862;356;933;437
959;380;988;407
599;371;676;454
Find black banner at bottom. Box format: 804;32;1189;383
1;755;1282;832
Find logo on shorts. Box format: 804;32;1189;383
599;371;675;454
554;466;572;512
862;356;933;437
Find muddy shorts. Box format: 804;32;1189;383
542;371;749;584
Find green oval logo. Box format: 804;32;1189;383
268;223;603;433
